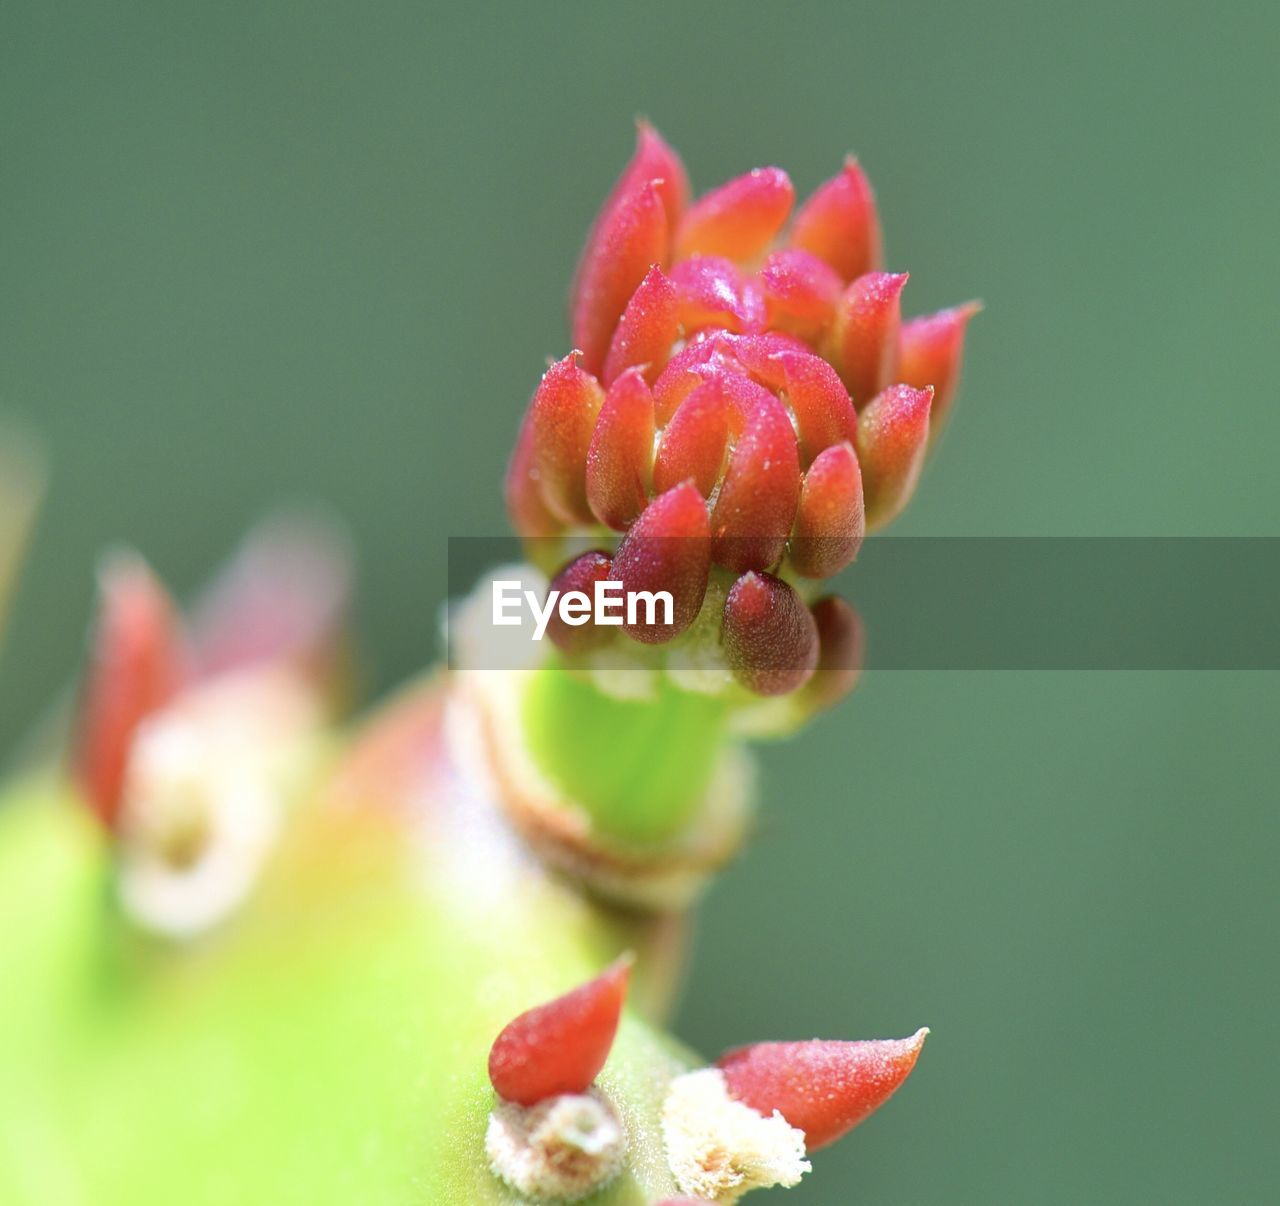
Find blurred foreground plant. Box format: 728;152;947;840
0;124;975;1203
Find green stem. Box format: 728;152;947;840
520;665;729;849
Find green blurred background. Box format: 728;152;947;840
2;1;1277;1201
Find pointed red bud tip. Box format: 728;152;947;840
897;301;981;443
828;271;909;406
710;384;801;573
488;956;632;1107
669;256;764;334
651;334;736;425
613;482;711;644
72;554;188;829
572;180;670;376
652;378;729;499
529;353;606;526
602;265;680;387
505;414;564;539
718;1029;928;1151
789;157;883;283
803;595;865;712
790;443;865;578
722;571;819;696
572;124;687;320
674;167;795;264
857;384;933;529
586;369;656;530
758;249;843;342
544;551;616;655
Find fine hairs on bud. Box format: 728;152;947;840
485;1089;626;1201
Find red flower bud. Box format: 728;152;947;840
669;256;765;334
758;249;843;343
709;380;801;572
652;378;730;499
789;157;883;283
790;442;865;578
572;180;670;376
72;554;188;829
613;482;711;644
674;167;794;264
651;335;737;425
722;571;819;696
544;551;616;655
718;1029;928;1151
505;413;563;538
528;353;606;526
803;595;865;712
743;347;856;467
586;368;656;531
897;301;981;443
602;265;680;387
828;271;909;405
488;957;632;1107
857;383;933;529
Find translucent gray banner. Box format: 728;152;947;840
445;537;1280;670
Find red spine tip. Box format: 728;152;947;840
488;957;633;1107
72;554;189;830
722;571;819;696
718;1028;928;1151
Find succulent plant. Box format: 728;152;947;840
0;122;975;1203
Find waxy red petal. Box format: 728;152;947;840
790;443;865;578
710;381;801;572
652;378;730;498
897;301;981;443
669;256;764;334
602;265;680;387
505;414;563;538
529;353;606;526
586;368;656;531
857;384;933;529
544;551;616;655
758;249;843;342
613;482;711;643
572;180;670;376
674;167;794;264
650;334;737;425
789;157;883;282
828;271;909;405
72;555;188;829
488;958;632;1107
803;595;865;712
718;1029;928;1151
743;347;857;467
722;571;819;696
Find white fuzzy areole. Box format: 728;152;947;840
486;1089;626;1202
662;1067;810;1203
117;696;285;937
